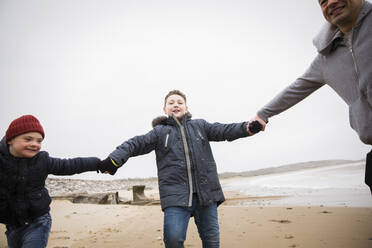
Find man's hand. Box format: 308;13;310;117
98;157;119;175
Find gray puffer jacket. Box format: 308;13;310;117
258;1;372;145
109;114;250;210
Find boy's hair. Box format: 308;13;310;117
164;90;187;106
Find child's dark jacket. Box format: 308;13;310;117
110;114;250;210
0;138;100;226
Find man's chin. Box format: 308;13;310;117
330;11;350;26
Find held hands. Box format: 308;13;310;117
98;157;119;175
251;115;266;131
247;115;267;135
248;121;262;134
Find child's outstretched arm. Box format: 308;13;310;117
106;128;159;169
45;153;101;175
204;119;262;142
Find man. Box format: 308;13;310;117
251;0;372;193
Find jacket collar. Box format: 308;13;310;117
0;137;10;157
313;1;372;55
152;112;192;127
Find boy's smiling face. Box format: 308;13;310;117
164;94;188;119
7;132;43;158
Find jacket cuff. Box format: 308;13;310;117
241;122;251;137
256;111;269;123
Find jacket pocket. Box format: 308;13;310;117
156;129;173;162
349;96;372;144
206;162;221;191
0;195;10;223
28;188;51;212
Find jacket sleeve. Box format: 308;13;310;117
45;153;100;175
109;128;158;166
203;119;250;142
257;54;325;122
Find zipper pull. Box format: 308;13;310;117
197;130;206;144
165;129;171;148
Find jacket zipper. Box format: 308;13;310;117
346;30;371;109
346;30;360;83
346;29;372;109
172;115;193;207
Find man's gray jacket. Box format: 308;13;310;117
257;1;372;145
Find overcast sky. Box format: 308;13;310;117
0;0;370;180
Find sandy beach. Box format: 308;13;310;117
1;162;372;248
1;195;372;248
1;200;371;248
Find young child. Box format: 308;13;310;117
0;115;111;248
101;90;261;248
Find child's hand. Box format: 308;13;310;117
250;115;266;131
247;120;263;135
98;158;119;175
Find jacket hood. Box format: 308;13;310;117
152;112;192;128
313;1;372;54
0;137;10;156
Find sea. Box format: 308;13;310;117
222;162;372;207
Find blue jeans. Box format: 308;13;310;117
163;194;220;248
5;213;52;248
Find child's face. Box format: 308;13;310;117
7;132;43;158
164;94;188;119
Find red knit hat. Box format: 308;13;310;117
5;115;45;142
